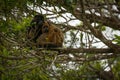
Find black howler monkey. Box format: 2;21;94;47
37;21;64;48
26;14;44;42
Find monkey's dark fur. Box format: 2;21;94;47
26;14;44;42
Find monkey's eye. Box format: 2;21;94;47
38;21;43;25
54;29;58;32
43;26;49;33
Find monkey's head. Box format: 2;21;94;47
31;14;44;27
42;21;51;33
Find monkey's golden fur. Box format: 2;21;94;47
37;21;64;48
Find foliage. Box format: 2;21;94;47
0;0;120;80
114;35;120;45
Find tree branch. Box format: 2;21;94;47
37;48;114;54
73;9;120;30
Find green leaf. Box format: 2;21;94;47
114;35;120;45
114;35;120;40
3;48;9;56
101;26;106;31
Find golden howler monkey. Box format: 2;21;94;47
37;21;64;48
26;14;44;42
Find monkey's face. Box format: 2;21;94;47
42;22;50;33
31;14;44;26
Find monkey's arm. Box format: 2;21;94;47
37;34;60;48
32;26;42;42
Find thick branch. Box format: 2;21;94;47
37;48;114;54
